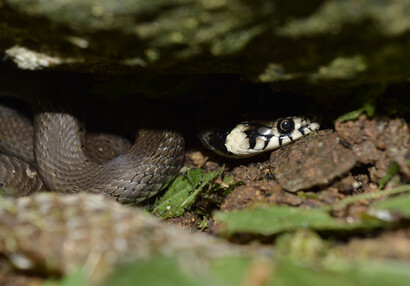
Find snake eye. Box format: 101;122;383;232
277;118;295;134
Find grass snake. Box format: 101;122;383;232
0;73;319;204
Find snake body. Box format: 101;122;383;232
0;103;184;203
33;112;184;204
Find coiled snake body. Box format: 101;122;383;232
0;103;184;204
34;112;185;204
0;85;319;204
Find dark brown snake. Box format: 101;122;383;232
35;113;184;204
0;76;185;203
0;103;184;203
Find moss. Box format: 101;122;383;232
312;56;367;80
0;0;408;89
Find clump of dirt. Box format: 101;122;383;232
220;181;300;211
230;161;272;183
335;115;409;182
166;211;203;231
184;150;223;173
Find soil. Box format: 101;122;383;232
181;114;409;254
0;260;44;286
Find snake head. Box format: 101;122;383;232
199;115;320;158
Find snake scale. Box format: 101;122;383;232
0;71;319;204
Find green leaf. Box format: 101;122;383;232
270;260;410;286
371;193;410;219
209;257;254;286
222;175;234;185
61;270;88;286
215;206;382;236
220;174;242;196
337;107;365;122
43;269;88;286
337;85;383;122
104;254;410;286
105;256;209;286
105;254;268;286
187;168;203;186
152;175;193;218
202;167;224;183
378;162;400;189
319;185;410;212
297;192;319;200
363;100;376;117
152;167;224;219
198;217;208;231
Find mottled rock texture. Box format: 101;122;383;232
0;193;241;280
1;0;409;84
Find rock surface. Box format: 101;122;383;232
1;0;409;86
270;130;357;192
0;193;241;280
